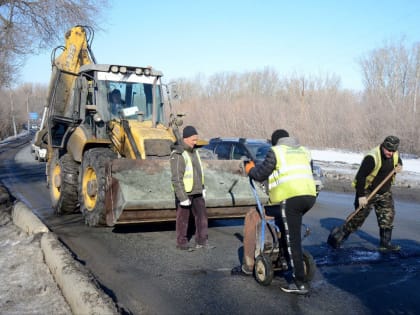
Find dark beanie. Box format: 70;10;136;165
183;125;198;138
271;129;289;145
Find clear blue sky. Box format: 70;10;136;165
21;0;420;91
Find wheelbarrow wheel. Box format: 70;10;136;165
254;254;274;286
302;250;316;282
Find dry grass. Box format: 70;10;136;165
173;70;420;155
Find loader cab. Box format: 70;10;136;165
81;64;165;124
105;82;157;121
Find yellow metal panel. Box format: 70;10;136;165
67;127;111;162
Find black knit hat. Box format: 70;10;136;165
271;129;289;145
382;135;399;151
183;125;198;138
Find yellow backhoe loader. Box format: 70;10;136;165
42;25;267;226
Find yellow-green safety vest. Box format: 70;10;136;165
182;150;204;192
352;146;399;189
268;145;316;204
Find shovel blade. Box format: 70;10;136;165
327;226;346;249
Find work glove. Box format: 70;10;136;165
358;196;368;208
245;161;255;175
202;189;206;199
180;199;191;206
395;164;403;173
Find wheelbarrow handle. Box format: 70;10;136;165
249;178;265;217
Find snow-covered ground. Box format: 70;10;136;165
0;196;72;314
311;149;420;173
311;149;420;189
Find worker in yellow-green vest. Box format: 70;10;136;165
170;125;213;251
238;129;316;295
327;135;403;251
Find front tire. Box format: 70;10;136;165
254;254;274;286
48;151;80;214
79;148;116;227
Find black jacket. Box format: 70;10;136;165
355;146;402;196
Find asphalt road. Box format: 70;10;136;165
1;136;419;315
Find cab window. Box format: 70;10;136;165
214;143;232;160
232;144;248;159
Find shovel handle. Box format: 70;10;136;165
345;167;397;223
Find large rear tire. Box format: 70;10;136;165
79;148;116;227
48;151;80;214
302;250;316;282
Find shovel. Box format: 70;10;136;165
327;167;397;248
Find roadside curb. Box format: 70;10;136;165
12;202;49;234
11;201;119;315
41;233;118;315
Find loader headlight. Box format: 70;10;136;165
135;68;143;75
144;68;151;76
110;65;127;74
93;113;103;123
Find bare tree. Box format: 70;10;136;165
359;38;418;109
358;38;420;154
0;83;48;139
410;43;420;114
0;0;109;88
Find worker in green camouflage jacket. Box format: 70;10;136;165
328;135;403;251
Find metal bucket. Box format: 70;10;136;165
105;159;268;225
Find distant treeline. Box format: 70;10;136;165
173;39;420;155
2;39;419;155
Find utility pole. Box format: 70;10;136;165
9;89;17;137
27;94;30;132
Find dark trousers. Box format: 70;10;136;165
275;195;316;283
176;195;208;246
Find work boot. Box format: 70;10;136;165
327;225;351;249
230;264;253;276
280;280;309;295
195;242;216;250
378;228;400;252
176;244;195;252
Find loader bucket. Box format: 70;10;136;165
105;159;268;226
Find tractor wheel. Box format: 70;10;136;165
254;254;274;286
48;151;80;214
302;250;316;282
79;148;116;227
